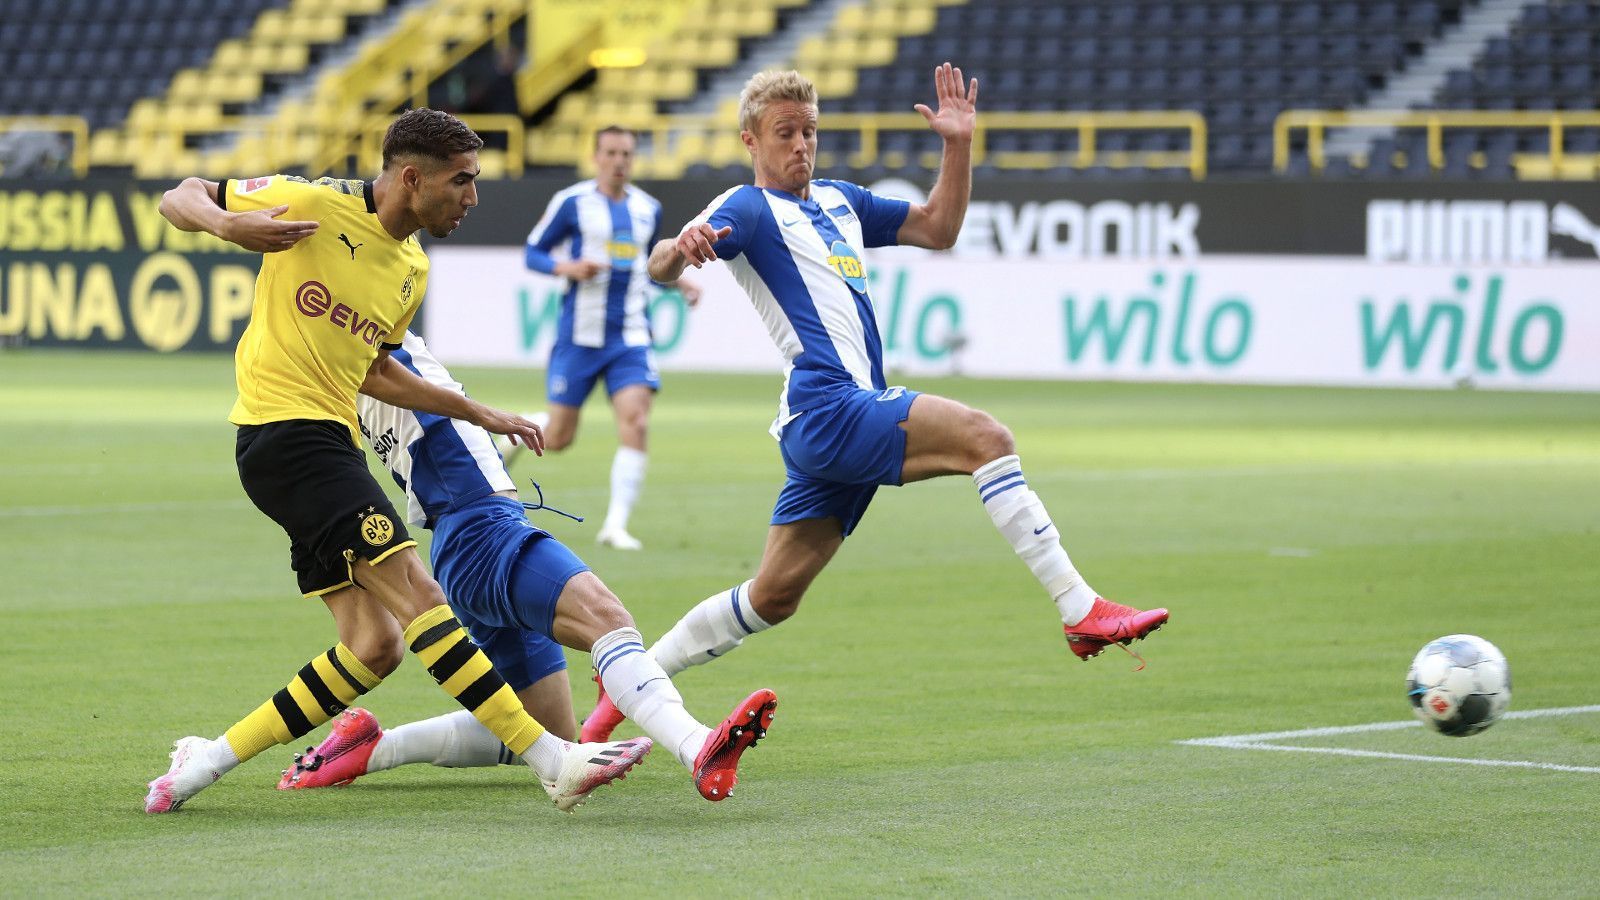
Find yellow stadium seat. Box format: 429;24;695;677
1513;153;1599;180
813;67;858;99
166;69;205;103
252;10;291;43
262;43;310;74
860;35;897;67
530;127;583;165
834;5;870;31
476;149;508;179
88;130;130;167
653;67;697;100
794;36;830;68
211;40;249;71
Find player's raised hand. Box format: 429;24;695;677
478;408;545;457
913;62;978;144
220;205;319;253
676;223;733;267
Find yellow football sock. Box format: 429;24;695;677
404;606;545;756
222;643;382;762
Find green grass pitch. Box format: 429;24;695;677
2;350;1597;896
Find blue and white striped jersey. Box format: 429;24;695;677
690;179;911;434
525;180;663;348
356;333;514;529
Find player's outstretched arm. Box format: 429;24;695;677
897;62;978;251
360;352;545;454
648;224;734;283
158;177;319;253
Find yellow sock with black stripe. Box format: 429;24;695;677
222;643;382;762
403;605;545;756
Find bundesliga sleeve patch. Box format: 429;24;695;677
237;176;272;194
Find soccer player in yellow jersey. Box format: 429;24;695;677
145;109;651;814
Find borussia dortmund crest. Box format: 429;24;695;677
400;266;419;307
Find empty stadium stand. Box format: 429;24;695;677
2;0;1598;181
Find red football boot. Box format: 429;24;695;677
277;708;382;790
1064;598;1169;668
580;674;627;743
693;689;778;801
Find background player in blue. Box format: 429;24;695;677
281;332;777;804
587;65;1170;739
502;126;701;551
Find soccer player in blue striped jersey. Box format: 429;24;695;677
504;126;700;551
281;332;776;803
585;65;1169;739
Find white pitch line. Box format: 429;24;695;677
1193;741;1600;774
1179;705;1600;774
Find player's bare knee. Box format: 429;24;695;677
750;581;803;624
349;632;404;677
971;411;1015;467
395;581;450;624
583;591;635;635
552;573;636;647
620;413;649;447
544;429;575;452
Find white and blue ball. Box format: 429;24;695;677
1406;634;1511;736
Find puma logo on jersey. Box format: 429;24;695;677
338;233;364;259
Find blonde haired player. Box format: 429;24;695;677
584;66;1169;740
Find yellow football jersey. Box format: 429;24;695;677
219;174;428;444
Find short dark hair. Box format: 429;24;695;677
382;108;484;170
594;125;636;150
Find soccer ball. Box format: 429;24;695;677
1405;634;1511;736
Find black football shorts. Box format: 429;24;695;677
235;419;415;596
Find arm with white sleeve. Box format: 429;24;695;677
524;192;603;282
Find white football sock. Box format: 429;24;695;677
649;580;770;677
521;730;571;781
603;446;648;532
974;454;1097;625
367;710;514;771
205;735;242;776
593;626;711;769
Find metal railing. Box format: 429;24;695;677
1274;109;1600;177
0;116;90;178
564;110;1209;179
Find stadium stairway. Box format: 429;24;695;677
526;0;961;180
1318;0;1536;166
90;0;402;177
526;0;814;173
243;0;527;178
1284;0;1600;179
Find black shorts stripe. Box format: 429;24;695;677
455;670;505;712
272;687;315;739
409;617;462;653
325;648;369;696
427;637;479;685
296;663;344;716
